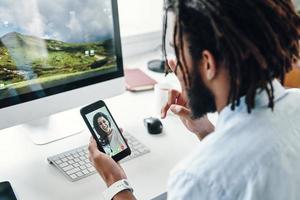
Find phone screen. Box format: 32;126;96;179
85;106;128;157
0;182;17;200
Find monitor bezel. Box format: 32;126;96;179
0;0;124;109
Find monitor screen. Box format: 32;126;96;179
0;0;123;109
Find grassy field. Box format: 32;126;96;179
0;32;117;97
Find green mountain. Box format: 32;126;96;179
0;32;115;84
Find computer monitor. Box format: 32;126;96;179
0;0;125;144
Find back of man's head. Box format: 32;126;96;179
164;0;300;112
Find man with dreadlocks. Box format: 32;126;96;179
88;0;300;199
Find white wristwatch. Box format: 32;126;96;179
102;179;133;200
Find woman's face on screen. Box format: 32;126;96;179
97;116;110;133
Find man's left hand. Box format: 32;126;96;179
88;137;127;187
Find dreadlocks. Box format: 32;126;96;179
163;0;300;113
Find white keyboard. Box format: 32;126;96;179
48;133;150;181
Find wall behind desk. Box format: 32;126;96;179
118;0;163;37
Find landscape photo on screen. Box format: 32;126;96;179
0;0;117;100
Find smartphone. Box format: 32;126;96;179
80;100;131;161
0;181;17;200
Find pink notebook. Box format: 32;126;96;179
124;68;157;92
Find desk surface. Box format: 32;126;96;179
0;52;217;200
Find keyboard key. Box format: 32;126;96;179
142;149;150;153
76;172;84;177
73;163;80;168
134;144;143;149
62;158;68;162
131;141;139;146
63;165;74;172
134;149;141;153
67;156;73;160
55;160;62;165
85;163;92;168
88;167;96;173
52;157;60;161
79;156;85;160
79;161;85;165
82;169;89;175
68;160;75;165
65;153;71;157
80;165;86;170
66;167;80;175
70;174;77;179
59;163;68;168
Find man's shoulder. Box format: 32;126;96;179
286;87;300;101
275;87;300;114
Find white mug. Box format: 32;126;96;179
154;82;173;116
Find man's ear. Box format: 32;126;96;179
202;50;217;81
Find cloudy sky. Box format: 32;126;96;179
0;0;114;43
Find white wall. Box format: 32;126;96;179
118;0;163;37
295;0;300;10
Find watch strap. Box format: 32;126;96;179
102;179;133;200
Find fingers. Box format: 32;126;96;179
167;59;187;93
161;89;188;119
88;137;108;167
88;137;102;158
161;89;181;119
168;59;177;72
170;105;191;119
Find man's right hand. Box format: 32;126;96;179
161;59;215;140
161;89;214;140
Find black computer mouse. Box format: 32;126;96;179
144;117;163;134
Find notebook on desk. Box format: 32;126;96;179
124;68;157;92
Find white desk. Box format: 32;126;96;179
0;52;217;200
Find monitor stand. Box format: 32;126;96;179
16;108;84;145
